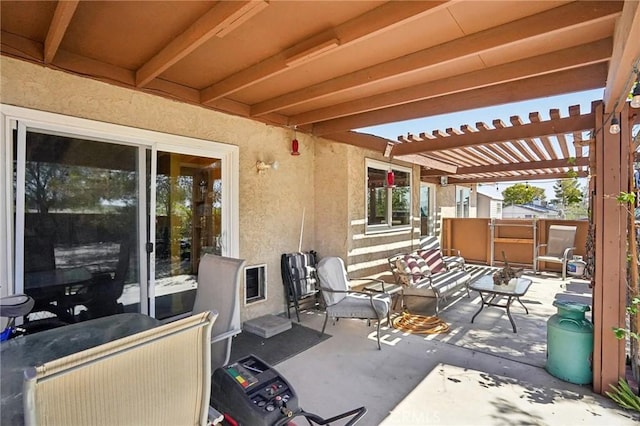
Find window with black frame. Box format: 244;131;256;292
366;161;411;231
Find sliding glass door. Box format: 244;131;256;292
5;107;238;326
14;127;143;323
153;152;223;320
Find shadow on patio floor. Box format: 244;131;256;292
270;267;639;425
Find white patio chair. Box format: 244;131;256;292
317;256;391;350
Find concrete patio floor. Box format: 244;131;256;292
274;267;640;425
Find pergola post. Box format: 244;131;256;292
592;101;629;394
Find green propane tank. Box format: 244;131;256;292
546;300;593;384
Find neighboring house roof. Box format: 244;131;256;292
517;203;559;213
502;203;560;215
476;186;504;201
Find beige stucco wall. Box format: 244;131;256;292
314;140;350;261
0;56;319;321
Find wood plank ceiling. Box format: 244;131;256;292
1;1;639;183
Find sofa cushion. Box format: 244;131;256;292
417;249;446;273
326;293;390;319
430;270;471;295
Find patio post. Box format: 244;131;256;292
592;101;628;394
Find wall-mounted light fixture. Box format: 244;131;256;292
386;169;395;187
256;160;279;174
291;127;300;156
291;138;300;156
609;117;621;134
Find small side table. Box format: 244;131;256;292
469;276;533;333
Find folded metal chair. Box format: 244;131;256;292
534;225;577;280
193;254;246;370
316;257;391;350
281;251;320;322
23;311;217;426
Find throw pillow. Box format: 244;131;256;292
417;249;447;273
395;255;425;285
395;258;412;286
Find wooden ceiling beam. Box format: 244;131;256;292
1;30;44;62
254;1;620;117
392;108;596;156
509;115;548;161
44;0;79;64
443;129;484;165
529;111;558;161
446;170;589;184
550;109;571;159
289;38;612;125
469;145;506;165
422;157;589;176
200;1;450;104
392;154;458;173
136;1;269;88
456;146;491;165
459;125;510;165
318;63;605;137
323;131;389;152
569;105;586;158
603;0;640;113
7;38;289;127
490;120;530;162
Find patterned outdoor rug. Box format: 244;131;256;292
230;322;331;366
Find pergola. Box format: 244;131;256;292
2;0;639;394
396;103;595;184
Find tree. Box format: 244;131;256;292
552;178;582;206
502;183;546;205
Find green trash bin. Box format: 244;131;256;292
546;300;593;384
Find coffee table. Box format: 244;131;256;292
469;275;533;333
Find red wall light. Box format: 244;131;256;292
386;169;395;187
291;138;300;156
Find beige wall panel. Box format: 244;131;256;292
314;140;349;261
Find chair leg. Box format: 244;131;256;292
435;298;440;317
376;320;381;350
320;312;329;337
392;294;399;311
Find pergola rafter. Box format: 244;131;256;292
396;104;601;185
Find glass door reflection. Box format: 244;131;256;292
154;152;222;320
16;130;141;325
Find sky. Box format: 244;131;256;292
357;88;604;200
